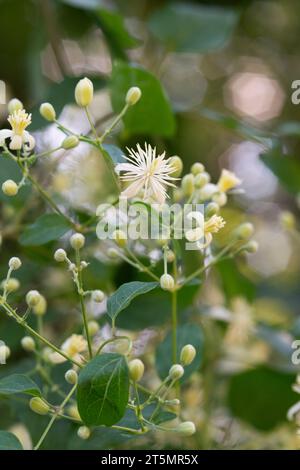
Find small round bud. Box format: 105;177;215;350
169;364;184;380
112;229;127;248
91;290;105;303
280;211;296;231
160;273;175;291
126;87;142;106
1;277;20;293
87;320;99;336
65;369;78;385
0;345;10;360
194;172;210;189
2;180;18;196
70;233;85;250
212;192;227;207
169;156;183;177
33;295;47;316
8;98;23;114
39;102;56;122
167;398;181;406
77;426;90;440
62;135;79;150
128;359;145;382
54;248;67;262
26;290;42;307
80;261;88;269
21;336;35;352
180;344;196;366
176;421;196;436
243;240;259;254
205;202;220;218
167;250;175;263
75;78;94;107
107;247;119;259
9;257;22;270
191;162;205;175
29;397;50;416
173;188;183;202
235;222;254;240
181;174;194;196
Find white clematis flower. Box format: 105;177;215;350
185;212;226;249
0;109;35;151
115;143;177;204
49;334;87;364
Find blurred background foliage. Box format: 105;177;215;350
0;0;300;450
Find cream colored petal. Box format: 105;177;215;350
9;134;23;150
121;179;145;199
0;129;13;145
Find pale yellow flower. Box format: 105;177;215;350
217;169;241;193
0;109;35;151
185;212;225;248
49;334;87;364
115;143;177;204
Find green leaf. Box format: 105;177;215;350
155;324;204;382
110;62;176;137
107;281;158;322
20;214;71;246
217;258;256;302
149;4;238;53
77;353;129;426
117;281;200;330
102;144;124;164
0;374;41;397
260;145;300;194
228;367;298;431
0;157;31;206
97;9;139;51
0;431;23;450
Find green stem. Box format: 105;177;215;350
84;107;99;141
99;104;129;143
75;251;93;358
95;336;132;356
34;383;77;450
171;289;177;364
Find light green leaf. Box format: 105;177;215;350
0;374;41;397
0;431;23;450
77;353;129;426
149;4;238;53
20;214;71;246
155;324;204;382
107;281;158;322
110;62;176;137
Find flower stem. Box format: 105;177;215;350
171;289;177;364
75;251;93;358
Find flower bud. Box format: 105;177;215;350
8;98;23;114
194;172;210;189
181;174;194;197
29;397;50;416
88;320;99;336
169;364;184;380
2;180;18;196
39;102;56;122
9;257;22;270
77;426;90;440
21;336;35;352
180;344;196;366
62;135;79;150
75;78;94;107
80;261;88;269
160;273;175;291
205;202;219;218
128;359;145;382
54;248;67;262
243;240;258;254
70;233;85;250
212;192;227;207
107;247;119;258
26;290;42;307
112;229;127;248
1;277;20;292
167;250;175;263
169;156;183;177
0;345;10;360
173;188;183;202
65;369;78;385
67;405;81;421
91;290;105;303
126;87;142;106
235;222;254;240
280;211;296;231
33;295;47;316
176;421;196;436
191;162;205;175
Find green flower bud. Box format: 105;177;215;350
26;290;42;307
176;421;196;436
1;277;20;292
8;98;23;114
21;336;35;352
62;135;79;150
180;344;196;366
243;240;259;253
75;78;94;107
126;87;142;106
33;295;47;316
160;273;175;291
77;426;90;440
70;233;85;250
194;172;210;189
88;320;99;336
2;180;18;197
169;364;184;380
65;369;78;385
169;156;183;177
205;202;220;218
39;102;56;122
9;257;22;270
181;174;194;196
129;359;145;382
235;222;254;240
191;162;205;175
212;192;227;207
29;397;50;416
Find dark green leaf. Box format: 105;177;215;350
217;259;256;302
77;353;129;426
110;62;176;137
156;324;204;382
0;374;41;397
97;9;139;51
260;146;300;194
107;281;158;322
0;431;23;450
19;214;71;246
0;157;31;206
149;4;238;53
228;367;297;431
